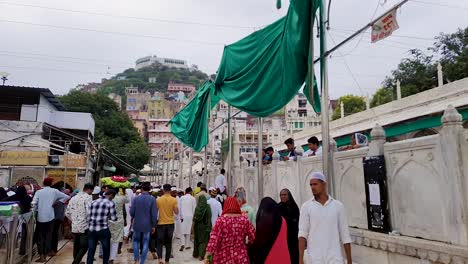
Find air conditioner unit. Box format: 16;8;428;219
49;155;60;165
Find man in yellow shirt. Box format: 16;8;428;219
156;184;179;263
193;182;203;196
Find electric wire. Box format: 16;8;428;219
327;31;381;121
0;1;257;30
337;0;382;57
0;19;224;46
409;0;468;10
0;65;114;75
0;52;133;68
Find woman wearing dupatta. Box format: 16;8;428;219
193;195;212;261
205;197;256;264
278;189;300;264
249;197;290;264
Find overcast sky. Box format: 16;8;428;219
1;0;467;99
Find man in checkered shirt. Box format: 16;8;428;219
86;189;118;264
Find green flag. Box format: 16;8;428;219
168;81;219;152
214;0;320;117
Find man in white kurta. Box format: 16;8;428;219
207;188;222;226
298;172;352;264
179;187;196;251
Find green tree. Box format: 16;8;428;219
383;49;437;98
332;95;366;120
370;87;393;108
432;27;468;83
99;63;209;96
373;27;467;107
59;91;150;171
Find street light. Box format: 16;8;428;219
0;72;9;85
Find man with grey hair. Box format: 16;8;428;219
234;187;255;224
298;172;352;264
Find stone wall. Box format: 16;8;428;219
232;105;468;263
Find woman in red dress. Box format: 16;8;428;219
204;197;256;264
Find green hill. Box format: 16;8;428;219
98;63;210;96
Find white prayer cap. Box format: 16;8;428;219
308;171;327;183
208;186;216;191
171;187;177;191
92;186;101;195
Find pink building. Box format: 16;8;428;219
167;82;195;93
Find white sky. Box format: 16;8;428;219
0;0;467;98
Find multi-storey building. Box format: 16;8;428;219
126;87;150;139
76;82;101;94
167;82;196;93
135;55;189;70
284;93;322;134
207;101;288;164
125;87;187;160
147;95;184;159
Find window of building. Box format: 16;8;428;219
298;99;307;108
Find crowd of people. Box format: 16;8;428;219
0;168;353;264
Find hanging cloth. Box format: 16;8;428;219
214;0;321;117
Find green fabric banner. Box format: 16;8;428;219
169;0;322;152
168;81;219;152
214;0;320;117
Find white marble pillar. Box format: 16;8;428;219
396;80;402;100
437;63;443;87
340;101;345;118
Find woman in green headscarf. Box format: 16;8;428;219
193;195;212;261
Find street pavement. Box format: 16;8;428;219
47;237;201;264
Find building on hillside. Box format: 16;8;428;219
284;93;322;134
76;82;101;94
108;93;122;110
126;87;149;111
167;82;196;94
126;87;150;139
206;101;288;164
0;85;96;190
167;91;188;103
147;97;184;159
135;55;188;70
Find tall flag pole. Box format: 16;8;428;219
318;0;334;193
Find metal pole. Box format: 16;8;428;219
171;143;175;185
319;0;333;194
227;105;232;194
189;149;193;188
204;146;208;184
257;117;263;201
63;144;69;190
164;161;168;184
313;0;409;64
179;149;183;188
155;158;158;184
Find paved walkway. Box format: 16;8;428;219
46;237;201;264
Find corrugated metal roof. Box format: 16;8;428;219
0;85;66;111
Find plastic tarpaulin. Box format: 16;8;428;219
214;0;320;117
168;80;219;152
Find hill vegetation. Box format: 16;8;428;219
98;63;210;97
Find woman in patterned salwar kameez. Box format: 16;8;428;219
204;197;255;264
